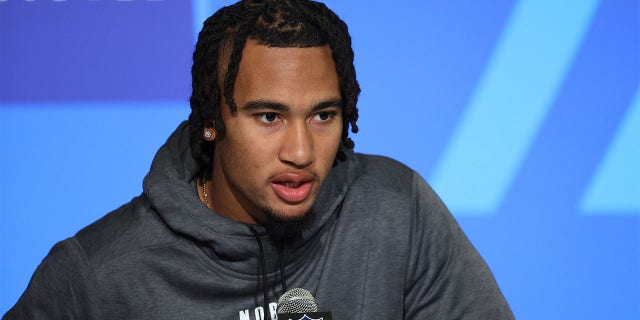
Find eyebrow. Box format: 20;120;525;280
313;99;342;111
242;99;342;112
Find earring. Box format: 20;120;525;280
203;130;214;140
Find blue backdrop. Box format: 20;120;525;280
1;0;638;318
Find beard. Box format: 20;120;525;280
262;207;317;240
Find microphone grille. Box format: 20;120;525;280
276;288;319;313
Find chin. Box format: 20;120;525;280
262;205;317;240
272;206;310;220
266;197;316;220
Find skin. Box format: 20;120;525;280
205;40;343;225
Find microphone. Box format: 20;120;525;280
277;288;333;320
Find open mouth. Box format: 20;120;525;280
277;181;305;188
271;175;314;203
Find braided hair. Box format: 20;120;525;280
189;0;361;179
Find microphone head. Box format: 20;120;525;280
276;288;319;313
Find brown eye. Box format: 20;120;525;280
258;113;278;123
317;112;331;121
312;111;336;122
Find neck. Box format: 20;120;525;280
208;167;262;225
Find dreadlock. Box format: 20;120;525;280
189;0;361;179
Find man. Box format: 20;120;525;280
5;0;514;319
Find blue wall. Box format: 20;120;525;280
1;0;638;318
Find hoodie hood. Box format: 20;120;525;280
142;121;361;276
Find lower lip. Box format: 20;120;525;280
271;181;313;203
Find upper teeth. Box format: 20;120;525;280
282;182;301;188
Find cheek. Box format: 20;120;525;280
224;130;271;169
317;132;343;165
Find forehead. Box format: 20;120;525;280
233;40;340;102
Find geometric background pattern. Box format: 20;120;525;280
1;0;638;318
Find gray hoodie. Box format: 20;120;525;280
4;122;514;319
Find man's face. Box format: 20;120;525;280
209;40;343;225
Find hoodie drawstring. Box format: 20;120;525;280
249;226;287;314
279;240;287;293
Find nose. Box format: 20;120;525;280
279;121;313;168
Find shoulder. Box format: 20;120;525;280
4;238;104;318
73;195;177;270
349;153;441;203
340;153;450;231
340;153;440;224
352;153;416;193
